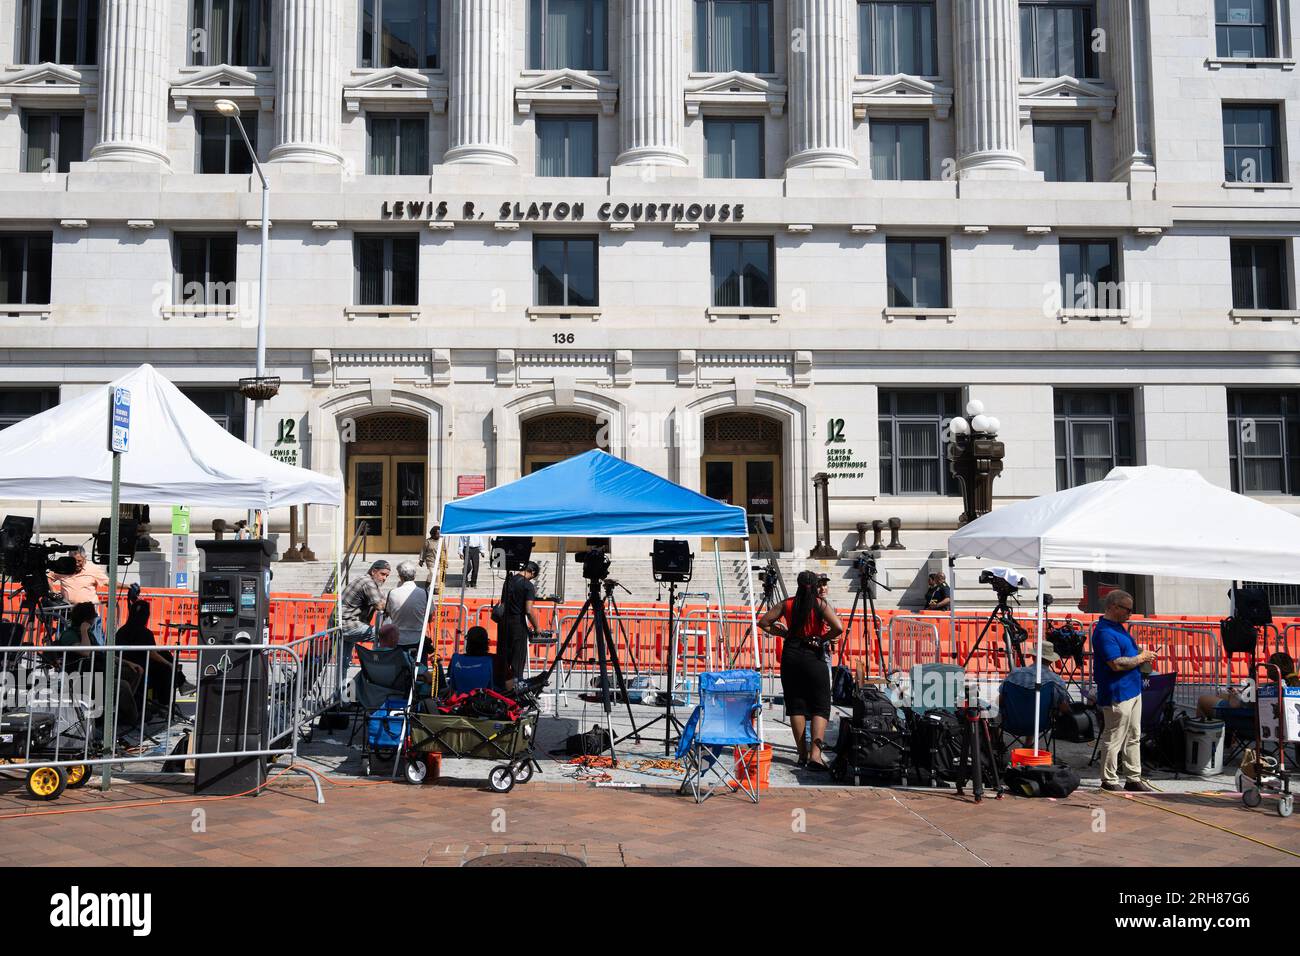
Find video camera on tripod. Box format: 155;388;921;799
575;545;611;582
978;567;1029;603
0;516;80;603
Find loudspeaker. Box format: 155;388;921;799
193;652;268;795
91;517;138;567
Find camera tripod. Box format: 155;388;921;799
842;553;891;677
960;592;1027;672
617;577;689;755
726;559;783;669
541;570;639;763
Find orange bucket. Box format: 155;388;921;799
1010;748;1052;767
730;744;773;792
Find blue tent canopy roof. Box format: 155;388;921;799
440;450;750;538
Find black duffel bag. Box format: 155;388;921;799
1004;762;1081;798
831;716;908;786
908;709;962;786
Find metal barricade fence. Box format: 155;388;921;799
1126;620;1224;709
886;616;943;673
281;627;344;726
0;642;321;801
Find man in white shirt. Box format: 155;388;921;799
459;534;485;588
385;561;428;650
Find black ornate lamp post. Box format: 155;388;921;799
946;400;1005;525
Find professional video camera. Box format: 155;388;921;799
575;545;611;581
0;516;80;602
852;549;879;576
979;567;1029;603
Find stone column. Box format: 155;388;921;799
446;0;516;166
616;0;687;166
953;0;1026;177
787;0;857;169
1109;0;1156;183
90;0;170;165
271;0;343;164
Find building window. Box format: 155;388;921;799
22;111;83;174
529;0;608;72
355;234;419;306
175;234;237;306
1231;239;1289;310
536;116;597;177
0;234;53;305
1019;0;1096;79
1033;121;1092;182
198;112;257;174
711;238;774;308
0;389;57;429
189;0;271;67
878;390;960;496
1216;0;1274;59
870;119;929;180
367;115;428;175
695;0;774;74
361;0;440;70
18;0;97;66
1223;104;1282;183
858;1;937;76
1054;390;1135;489
534;236;598;307
704;117;764;178
1059;239;1120;310
886;238;947;308
180;388;246;438
1228;391;1300;495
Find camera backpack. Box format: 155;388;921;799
830;715;909;786
1004;762;1081;798
907;710;962;785
851;685;897;728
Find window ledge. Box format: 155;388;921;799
344;305;422;321
1206;57;1296;70
1230;309;1300;324
527;305;601;322
1222;181;1293;190
883;307;956;323
0;303;51;320
160;304;243;321
1058;309;1130;323
707;306;780;322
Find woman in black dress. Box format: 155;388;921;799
760;570;843;770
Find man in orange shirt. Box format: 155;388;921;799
47;547;109;608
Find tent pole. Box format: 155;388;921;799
456;534;468;651
1032;567;1047;756
394;528;443;780
948;555;958;665
742;538;764;743
711;540;726;672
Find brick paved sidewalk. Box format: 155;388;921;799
2;771;1298;867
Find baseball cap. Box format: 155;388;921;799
369;560;391;573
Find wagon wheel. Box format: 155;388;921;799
1278;794;1294;818
488;765;516;794
512;761;535;785
404;757;429;786
25;767;67;801
1242;786;1263;809
64;765;91;789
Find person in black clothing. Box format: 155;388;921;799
923;571;951;611
117;598;190;719
495;561;540;690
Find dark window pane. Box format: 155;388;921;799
24;234;52;304
391;235;418;305
24;113;51;173
57;112;83;171
711;238;741;306
697;0;774;72
357;236;384;305
567;239;598;306
535;238;567;305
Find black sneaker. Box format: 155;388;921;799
1101;781;1124;792
1125;778;1160;793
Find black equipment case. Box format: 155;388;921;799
0;711;57;757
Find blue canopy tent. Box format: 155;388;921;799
408;450;765;751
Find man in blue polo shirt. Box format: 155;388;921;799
1093;589;1159;792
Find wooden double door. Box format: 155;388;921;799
702;454;783;552
348;455;428;553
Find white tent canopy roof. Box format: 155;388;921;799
948;466;1300;584
0;364;341;509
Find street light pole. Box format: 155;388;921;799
216;99;277;535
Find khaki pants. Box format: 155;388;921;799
1100;694;1143;784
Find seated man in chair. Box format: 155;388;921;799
448;626;495;694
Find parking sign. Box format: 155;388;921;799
110;387;131;453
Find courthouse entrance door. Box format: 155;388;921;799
346;414;429;554
701;413;784;552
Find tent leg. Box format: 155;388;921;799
1032;567;1047;756
742;538;763;743
948;556;958;665
711;541;726;672
456;534;468;652
395;530;443;780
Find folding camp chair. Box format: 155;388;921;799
676;669;763;804
349;646;415;746
998;681;1057;759
1089;672;1177;766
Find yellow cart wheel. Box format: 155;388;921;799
64;765;91;789
25;767;67;801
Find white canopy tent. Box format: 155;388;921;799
0;364;341;509
946;466;1300;754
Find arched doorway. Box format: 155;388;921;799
521;412;607;551
346;412;429;553
702;413;784;551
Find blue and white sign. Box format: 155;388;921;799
109;387;131;453
1258;684;1300;744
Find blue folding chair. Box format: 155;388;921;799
448;654;494;694
676;670;764;803
999;681;1058;757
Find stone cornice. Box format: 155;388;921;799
0;63;98;112
685;71;787;117
514;69;618;115
343;66;449;114
170;65;274;113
